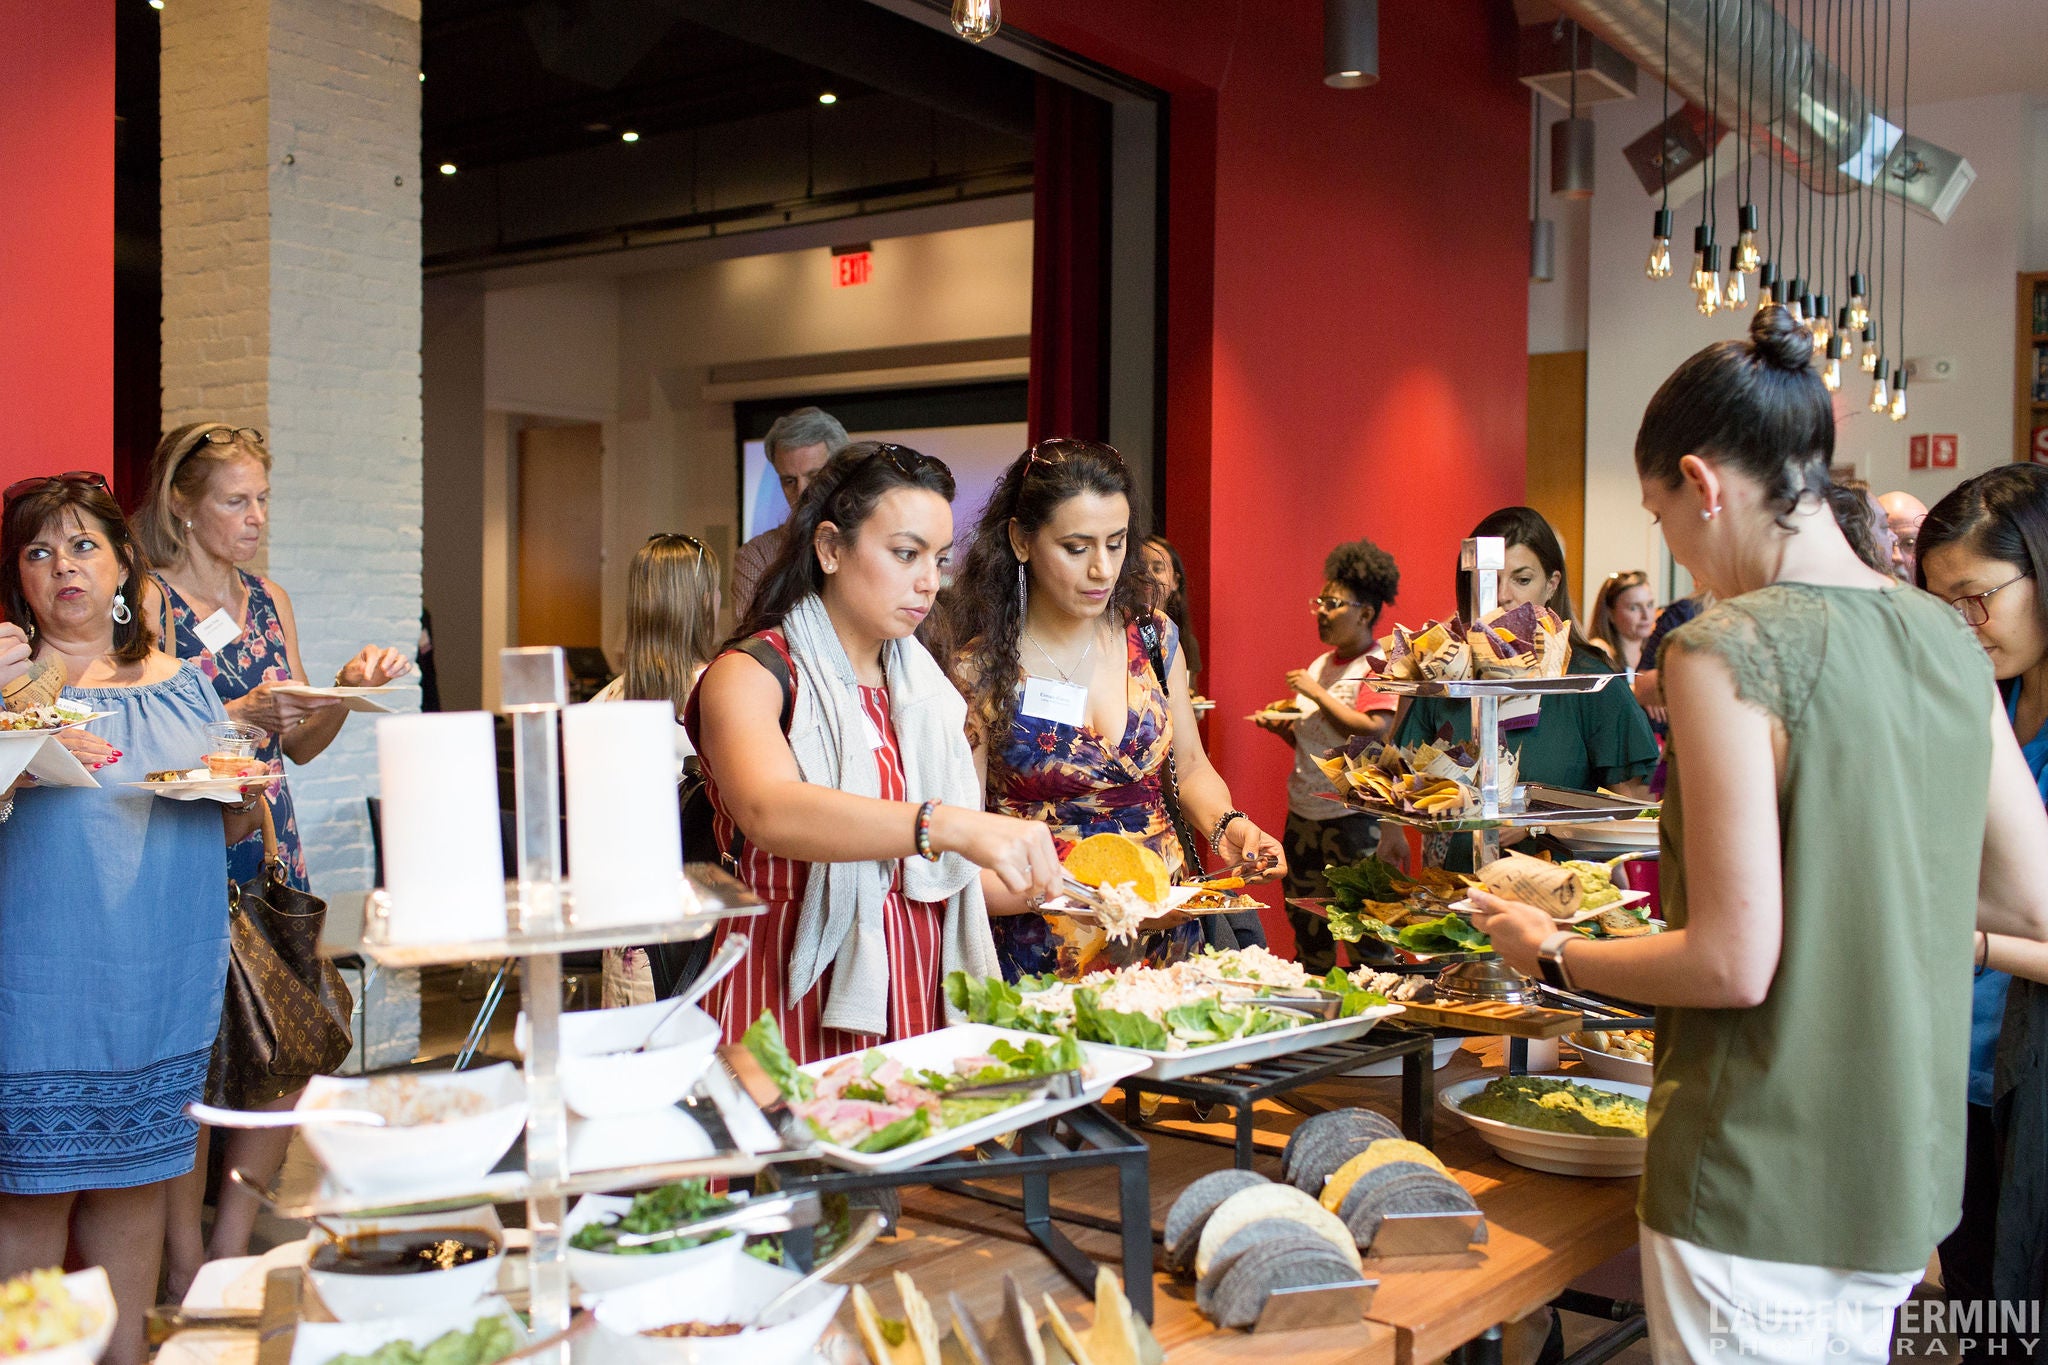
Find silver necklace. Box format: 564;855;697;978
1024;627;1095;683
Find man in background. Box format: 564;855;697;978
1879;489;1928;582
728;406;849;622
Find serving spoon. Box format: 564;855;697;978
750;1211;886;1329
628;933;750;1053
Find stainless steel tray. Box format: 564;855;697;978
1368;674;1621;698
1333;783;1657;832
351;864;763;966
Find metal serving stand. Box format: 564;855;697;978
284;648;776;1365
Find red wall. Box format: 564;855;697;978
0;0;115;493
1012;0;1530;946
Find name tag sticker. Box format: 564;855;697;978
862;712;888;751
194;609;240;655
1020;675;1089;728
1499;695;1542;732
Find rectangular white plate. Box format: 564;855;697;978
288;1296;527;1365
272;684;417;714
1449;888;1651;924
1088;1002;1407;1081
1036;883;1209;915
791;1024;1151;1174
125;772;286;803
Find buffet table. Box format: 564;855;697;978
840;1039;1641;1365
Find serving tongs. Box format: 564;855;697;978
1219;988;1346;1020
941;1067;1086;1101
609;1189;822;1248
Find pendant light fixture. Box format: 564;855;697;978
1324;0;1379;88
1758;2;1782;306
950;0;1000;43
1647;0;1674;278
1531;91;1556;281
1732;0;1761;279
1890;0;1911;421
1551;22;1595;199
1690;0;1721;314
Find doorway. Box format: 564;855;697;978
516;423;604;650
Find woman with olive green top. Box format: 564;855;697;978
1469;308;2048;1364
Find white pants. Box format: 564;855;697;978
1640;1224;1923;1364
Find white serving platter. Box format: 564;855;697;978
1095;1003;1407;1081
1449;889;1650;924
1439;1073;1648;1177
792;1024;1151;1174
271;684;417;714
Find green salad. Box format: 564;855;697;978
568;1181;736;1255
325;1317;515;1365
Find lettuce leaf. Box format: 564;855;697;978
1323;857;1412;910
1321;967;1391;1018
852;1108;932;1153
1073;989;1171;1051
1326;904;1403;946
1396;913;1490;954
741;1011;814;1101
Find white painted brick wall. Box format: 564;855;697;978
162;0;422;897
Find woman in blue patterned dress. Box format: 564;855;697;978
135;424;412;1289
0;475;262;1365
935;440;1285;981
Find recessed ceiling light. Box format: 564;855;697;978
818;92;838;105
620;130;640;143
439;162;457;175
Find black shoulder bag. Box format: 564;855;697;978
1135;618;1266;951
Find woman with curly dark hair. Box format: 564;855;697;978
934;438;1284;980
1257;537;1400;974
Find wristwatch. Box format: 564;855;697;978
1536;930;1576;990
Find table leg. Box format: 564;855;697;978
1508;1036;1529;1075
1402;1042;1435;1146
1451;1324;1505;1365
1233;1102;1257;1170
1117;1151;1155;1322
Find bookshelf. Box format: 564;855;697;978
2019;271;2048;464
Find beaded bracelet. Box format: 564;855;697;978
1208;809;1248;857
915;799;941;862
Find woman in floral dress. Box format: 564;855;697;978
935;440;1285;981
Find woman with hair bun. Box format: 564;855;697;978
936;439;1283;981
685;442;1059;1062
1468;305;2048;1363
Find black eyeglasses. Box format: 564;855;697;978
3;471;113;508
646;532;706;550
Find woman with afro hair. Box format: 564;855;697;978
1257;536;1401;973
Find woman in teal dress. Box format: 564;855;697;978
0;475;261;1365
1388;506;1658;870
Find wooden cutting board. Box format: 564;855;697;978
1392;999;1583;1038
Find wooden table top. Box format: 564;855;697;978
833;1039;1640;1365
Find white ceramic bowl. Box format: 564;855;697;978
583;1255;846;1365
517;1001;721;1120
289;1296;526;1365
1346;1035;1465;1077
562;1193;748;1294
1563;1033;1655;1086
298;1064;527;1198
8;1266;116;1365
303;1206;504;1322
1439;1073;1649;1177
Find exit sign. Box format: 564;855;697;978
832;246;873;288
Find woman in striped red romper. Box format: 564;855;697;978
685;442;1061;1066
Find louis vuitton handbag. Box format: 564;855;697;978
205;800;354;1108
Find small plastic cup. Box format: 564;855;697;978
204;721;266;777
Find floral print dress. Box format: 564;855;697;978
985;612;1202;980
154;571;310;889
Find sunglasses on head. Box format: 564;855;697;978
3;471;113;509
646;532;706;550
1024;437;1123;473
866;443;945;480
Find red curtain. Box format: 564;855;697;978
1027;76;1110;443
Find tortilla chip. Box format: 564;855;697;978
1064;833;1171;905
899;1272;942;1365
1042;1296;1095;1365
1084;1268;1142;1365
854;1285;924;1365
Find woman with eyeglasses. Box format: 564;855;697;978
593;532;720;1007
1587;569;1658;675
135;424;412;1292
1918;464;2048;1358
1255;538;1400;976
685;443;1060;1064
1467;308;2048;1363
0;473;263;1365
933;440;1284;981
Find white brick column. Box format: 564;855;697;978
162;0;423;897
